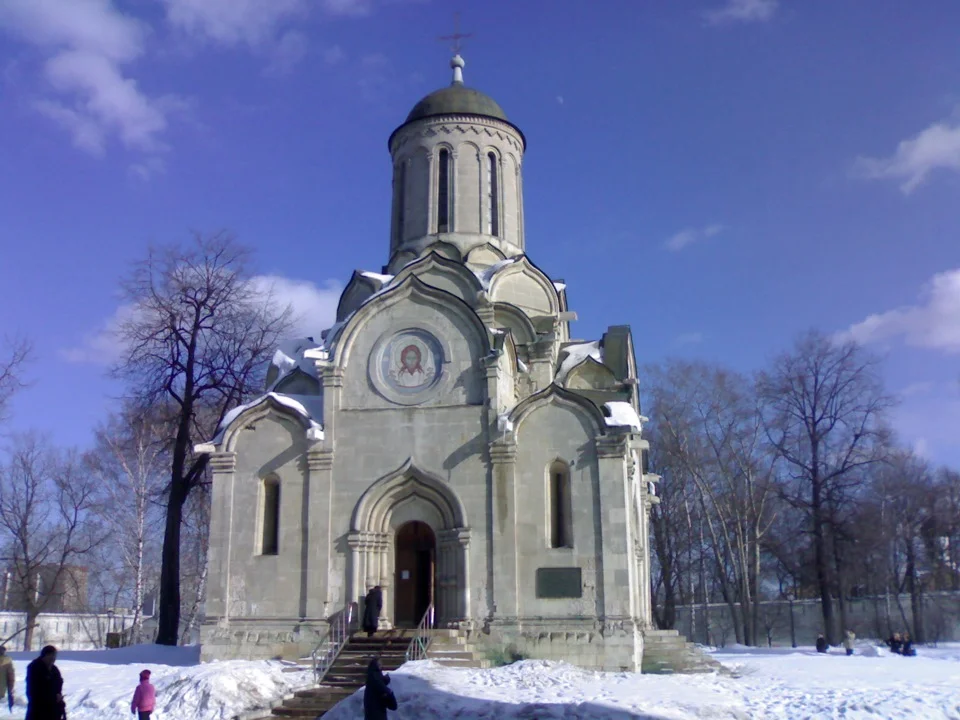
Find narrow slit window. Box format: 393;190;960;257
262;478;280;555
437;149;450;233
488;152;500;237
396;162;406;242
549;461;573;548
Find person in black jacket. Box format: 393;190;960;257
901;632;916;657
363;657;397;720
815;634;828;653
362;586;383;637
886;633;903;655
26;645;65;720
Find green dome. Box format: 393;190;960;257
405;83;508;123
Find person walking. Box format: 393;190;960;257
0;645;15;712
26;645;64;720
363;657;397;720
362;586;383;638
843;630;856;656
130;669;156;719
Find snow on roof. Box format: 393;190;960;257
269;338;323;388
553;281;567;292
475;257;519;289
603;401;643;431
556;340;603;382
361;271;394;285
212;392;323;444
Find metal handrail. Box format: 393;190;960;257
405;603;435;662
312;602;358;683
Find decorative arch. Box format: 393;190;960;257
487;256;560;316
563;356;619;391
419;240;462;263
508;383;607;437
273;368;321;396
331;275;490;369
392;251;482;306
351;458;467;534
337;271;386;322
465;242;507;269
348;459;472;628
220;395;315;453
493;302;538;345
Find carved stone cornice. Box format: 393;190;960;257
437;527;471;548
392;116;525;154
209;452;236;474
346;530;388;551
489;441;517;465
320;367;344;388
595;435;628;459
307;449;334;472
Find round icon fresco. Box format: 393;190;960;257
378;329;443;396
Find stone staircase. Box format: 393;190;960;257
422;628;490;669
247;630;413;719
641;629;724;674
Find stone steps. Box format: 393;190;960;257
642;630;724;675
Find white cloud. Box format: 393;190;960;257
855;119;960;194
64;276;342;365
705;0;778;25
841;269;960;353
263;30;309;77
0;0;173;157
161;0;306;47
250;276;342;338
665;223;724;252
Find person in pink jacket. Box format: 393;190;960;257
130;669;156;719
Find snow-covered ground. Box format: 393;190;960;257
324;643;960;720
5;642;960;719
6;645;314;720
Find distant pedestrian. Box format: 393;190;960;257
886;633;903;655
843;630;856;656
901;632;916;657
363;586;383;637
26;645;64;720
130;669;156;720
815;634;828;653
363;657;397;720
0;645;15;712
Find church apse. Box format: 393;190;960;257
196;52;657;672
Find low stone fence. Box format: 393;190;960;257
0;611;139;651
671;591;960;647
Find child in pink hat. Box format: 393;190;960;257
130;669;156;719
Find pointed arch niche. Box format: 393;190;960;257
347;459;471;628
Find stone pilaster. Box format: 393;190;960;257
319;366;343;450
489;440;519;622
206;452;237;619
347;530;390;623
437;527;472;627
306;448;334;618
595;434;632;623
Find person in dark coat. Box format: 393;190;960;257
901;632;916;656
26;645;65;720
363;657;397;720
362;586;383;637
886;633;903;655
815;634;828;653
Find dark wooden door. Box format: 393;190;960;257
394;521;435;627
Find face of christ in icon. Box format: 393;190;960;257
400;344;423;376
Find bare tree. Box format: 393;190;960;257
756;330;892;644
86;404;166;644
0;435;106;650
0;337;30;422
647;360;778;645
114;232;291;645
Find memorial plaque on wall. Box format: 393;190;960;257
536;567;583;599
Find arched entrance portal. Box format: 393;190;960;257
348;459;472;629
393;521;435;627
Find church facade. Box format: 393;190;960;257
198;55;659;671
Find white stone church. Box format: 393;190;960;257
198;54;659;671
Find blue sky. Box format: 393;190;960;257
1;0;959;466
